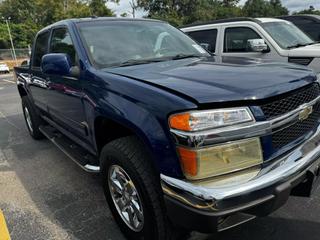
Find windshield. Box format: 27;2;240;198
77;20;210;68
262;21;315;49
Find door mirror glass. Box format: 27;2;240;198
247;39;269;52
41;53;78;77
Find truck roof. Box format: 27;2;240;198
39;17;163;33
181;17;288;28
278;14;320;21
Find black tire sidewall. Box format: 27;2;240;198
100;143;163;240
22;96;43;139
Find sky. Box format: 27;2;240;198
107;0;320;17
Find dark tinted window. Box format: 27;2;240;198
50;28;76;65
224;27;261;52
290;18;320;41
187;29;217;53
32;31;49;67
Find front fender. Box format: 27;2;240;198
83;71;197;178
93;92;184;178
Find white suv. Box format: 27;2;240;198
0;62;9;74
181;17;320;74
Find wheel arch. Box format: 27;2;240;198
94;116;160;171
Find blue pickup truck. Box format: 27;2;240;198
14;17;320;240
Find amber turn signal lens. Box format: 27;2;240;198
177;147;197;177
169;113;191;131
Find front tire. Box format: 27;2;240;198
22;96;44;140
100;136;173;240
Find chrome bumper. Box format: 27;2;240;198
161;125;320;212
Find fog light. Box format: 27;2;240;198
177;138;263;180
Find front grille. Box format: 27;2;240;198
261;83;320;120
272;103;320;149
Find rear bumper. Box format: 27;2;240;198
161;125;320;233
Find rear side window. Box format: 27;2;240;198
187;29;217;53
50;28;76;65
32;31;50;68
224;27;261;52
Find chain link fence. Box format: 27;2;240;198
0;48;30;61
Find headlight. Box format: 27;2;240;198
177;138;263;180
169;107;253;132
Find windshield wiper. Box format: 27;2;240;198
116;58;166;67
287;42;315;49
170;54;205;60
115;54;206;67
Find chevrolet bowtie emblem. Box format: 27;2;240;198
299;106;313;121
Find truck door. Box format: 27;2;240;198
221;26;276;60
46;27;88;141
29;31;50;111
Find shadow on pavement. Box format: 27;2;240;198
195;217;320;240
1;111;320;240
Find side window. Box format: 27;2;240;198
50;28;76;65
187;29;218;53
224;27;261;53
32;31;50;68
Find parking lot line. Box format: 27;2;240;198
0;210;10;240
1;80;15;84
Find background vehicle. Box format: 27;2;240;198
181;17;320;75
0;62;10;73
14;18;320;240
278;15;320;42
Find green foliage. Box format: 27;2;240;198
0;0;116;48
294;6;320;15
0;0;304;49
137;0;245;26
136;0;289;26
0;23;39;49
89;0;114;16
243;0;288;17
270;0;289;16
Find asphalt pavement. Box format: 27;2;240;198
0;73;320;240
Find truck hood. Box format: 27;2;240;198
289;43;320;57
105;56;316;104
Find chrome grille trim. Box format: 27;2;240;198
171;95;320;148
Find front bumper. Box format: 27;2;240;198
161;125;320;233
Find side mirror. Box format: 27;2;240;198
41;53;79;78
247;39;269;53
200;43;210;51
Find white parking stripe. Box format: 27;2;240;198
2;79;15;84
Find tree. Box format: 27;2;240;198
129;0;138;18
0;0;38;24
243;0;271;17
136;0;243;26
270;0;288;16
89;0;114;16
294;6;320;15
242;0;288;17
0;0;118;48
120;12;128;17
